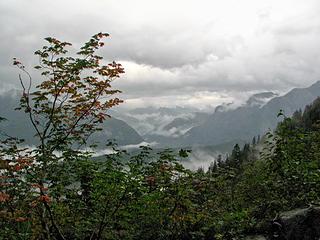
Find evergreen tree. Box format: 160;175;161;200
252;136;256;145
241;143;250;163
216;154;225;169
257;134;261;144
208;161;218;174
229;144;241;168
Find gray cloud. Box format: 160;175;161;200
1;0;320;109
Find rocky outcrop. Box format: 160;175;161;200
270;206;320;240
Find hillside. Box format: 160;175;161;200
181;81;320;146
0;91;144;147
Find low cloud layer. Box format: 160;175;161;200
1;0;320;109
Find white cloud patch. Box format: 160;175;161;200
120;141;157;150
183;149;223;171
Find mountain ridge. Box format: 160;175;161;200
180;80;320;146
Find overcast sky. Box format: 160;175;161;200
1;0;320;110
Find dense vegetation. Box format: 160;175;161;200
1;34;320;239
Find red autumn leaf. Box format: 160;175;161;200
15;217;28;222
13;165;22;171
39;195;51;203
0;192;10;202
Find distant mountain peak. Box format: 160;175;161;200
246;91;278;107
214;102;234;113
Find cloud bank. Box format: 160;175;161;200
1;0;320;109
